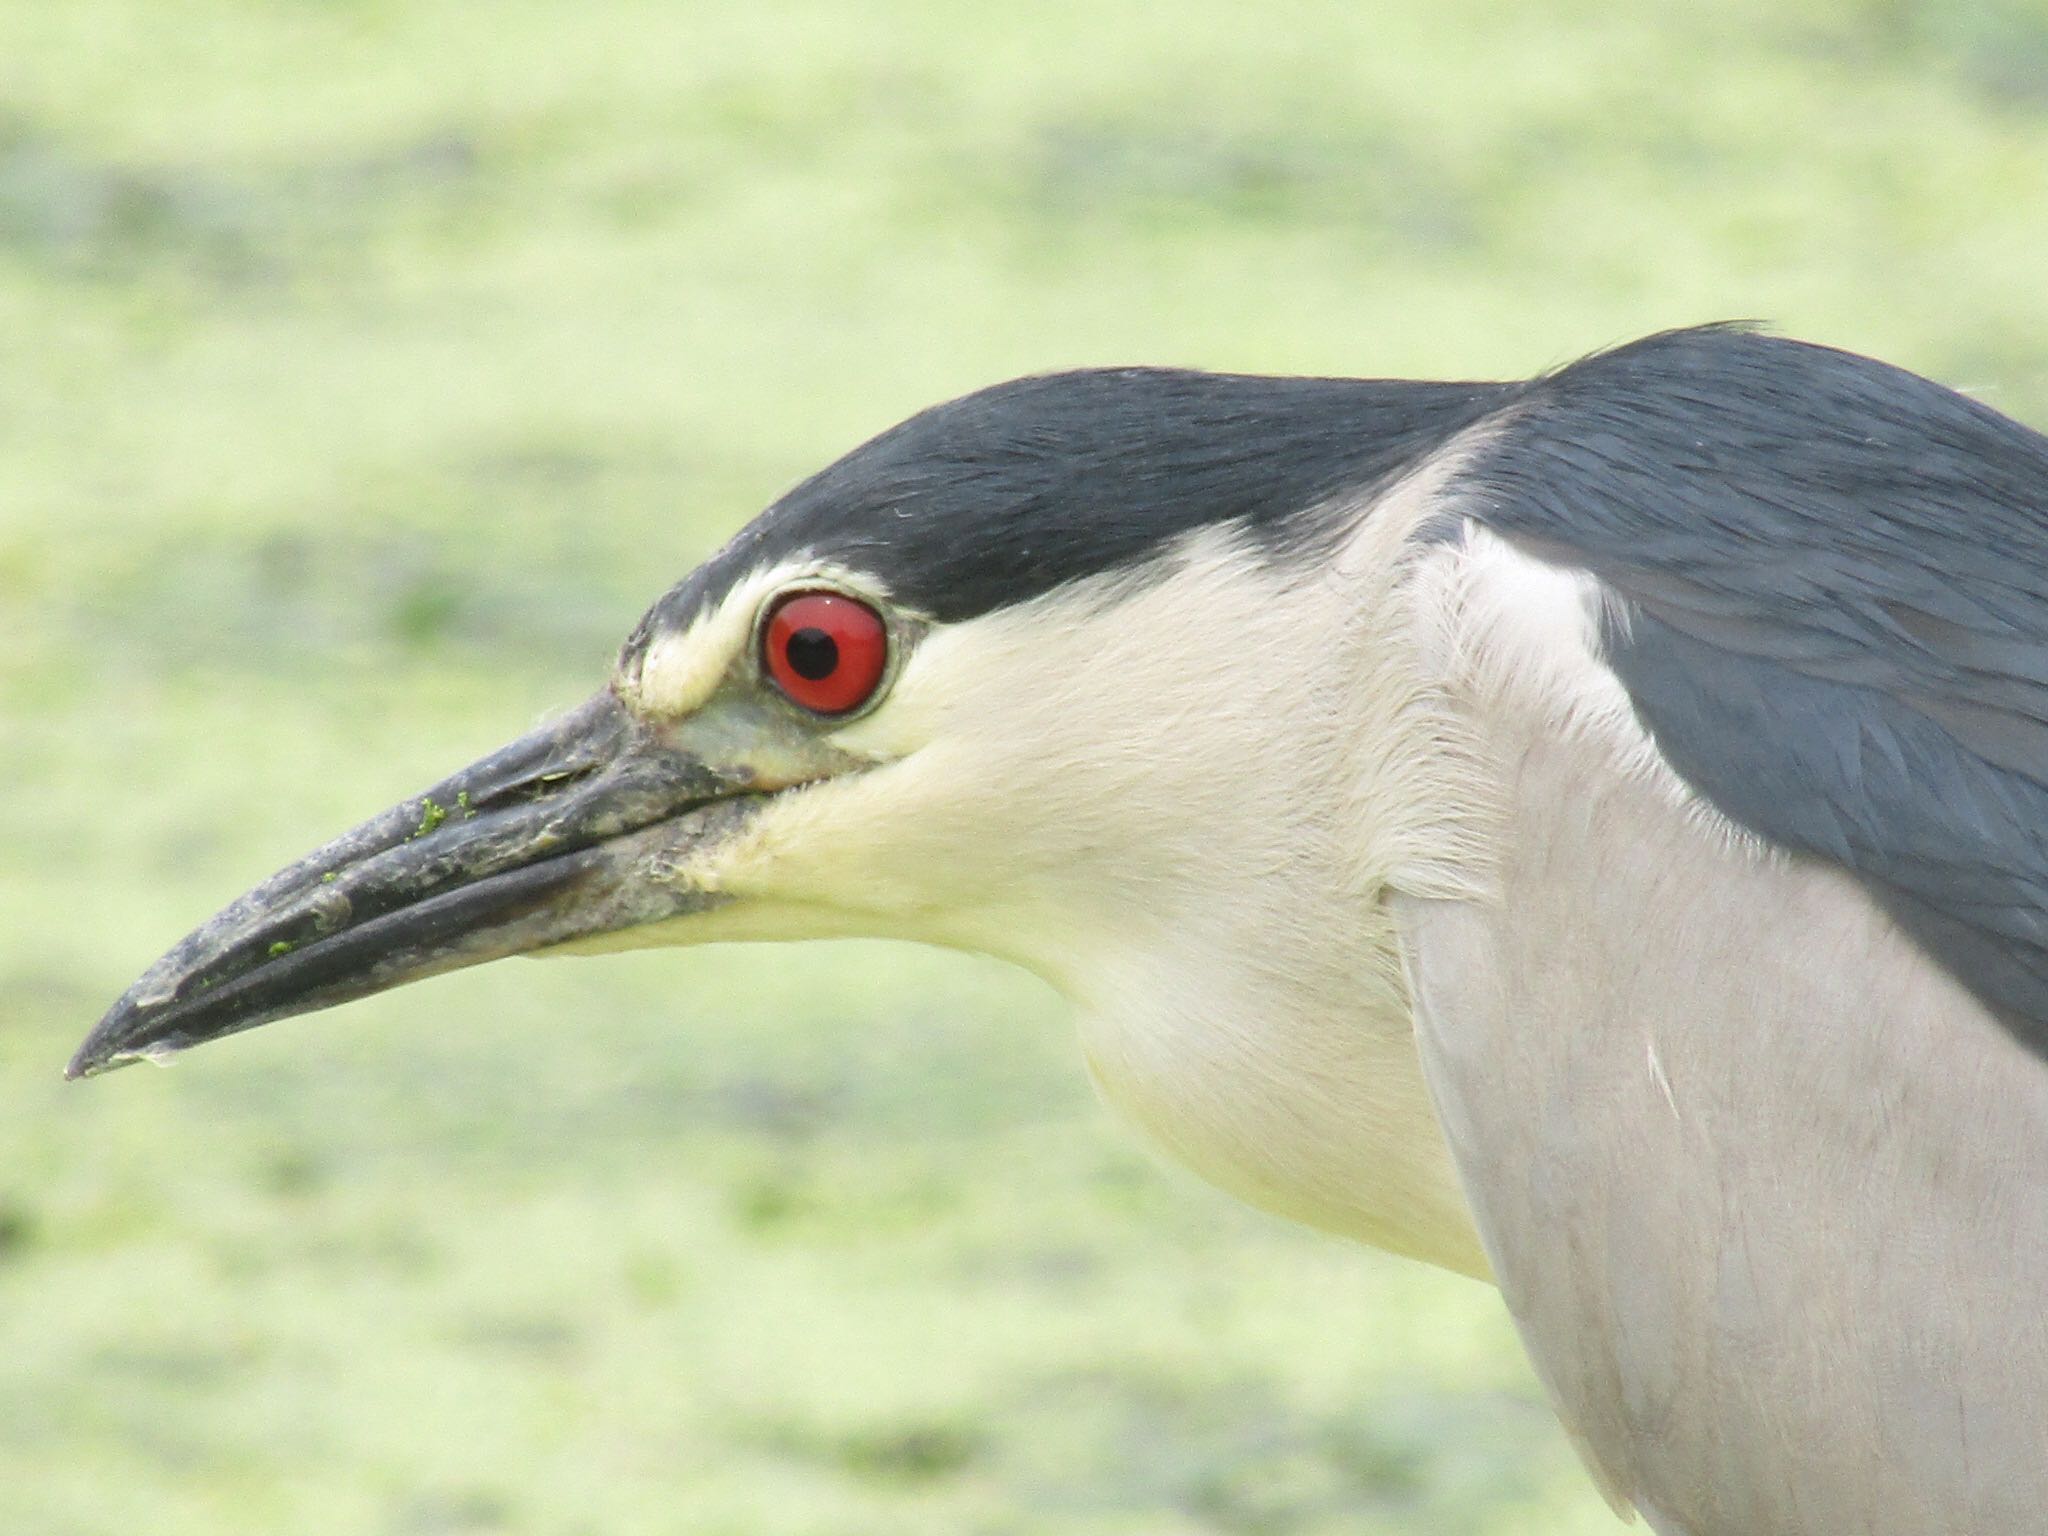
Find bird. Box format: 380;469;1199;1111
70;324;2048;1533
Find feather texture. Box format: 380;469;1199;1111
1460;326;2048;1052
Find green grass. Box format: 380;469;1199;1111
7;2;2048;1530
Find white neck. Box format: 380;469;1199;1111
1061;878;1488;1275
700;460;1500;1277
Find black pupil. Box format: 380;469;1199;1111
786;627;839;680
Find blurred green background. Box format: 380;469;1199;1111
4;2;2046;1532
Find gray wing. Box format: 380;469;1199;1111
1398;329;2048;1533
1460;325;2048;1055
1395;773;2048;1536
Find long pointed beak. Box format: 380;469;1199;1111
68;691;762;1079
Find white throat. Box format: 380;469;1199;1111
1028;479;1496;1277
1064;884;1487;1274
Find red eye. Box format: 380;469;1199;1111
763;591;890;715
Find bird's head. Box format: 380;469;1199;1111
67;364;1506;1271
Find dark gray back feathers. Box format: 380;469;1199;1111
1461;327;2048;1053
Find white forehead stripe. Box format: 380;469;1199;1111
632;564;791;718
626;556;896;719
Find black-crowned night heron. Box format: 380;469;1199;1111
71;326;2048;1533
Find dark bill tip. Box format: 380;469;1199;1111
68;691;759;1079
67;847;601;1078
